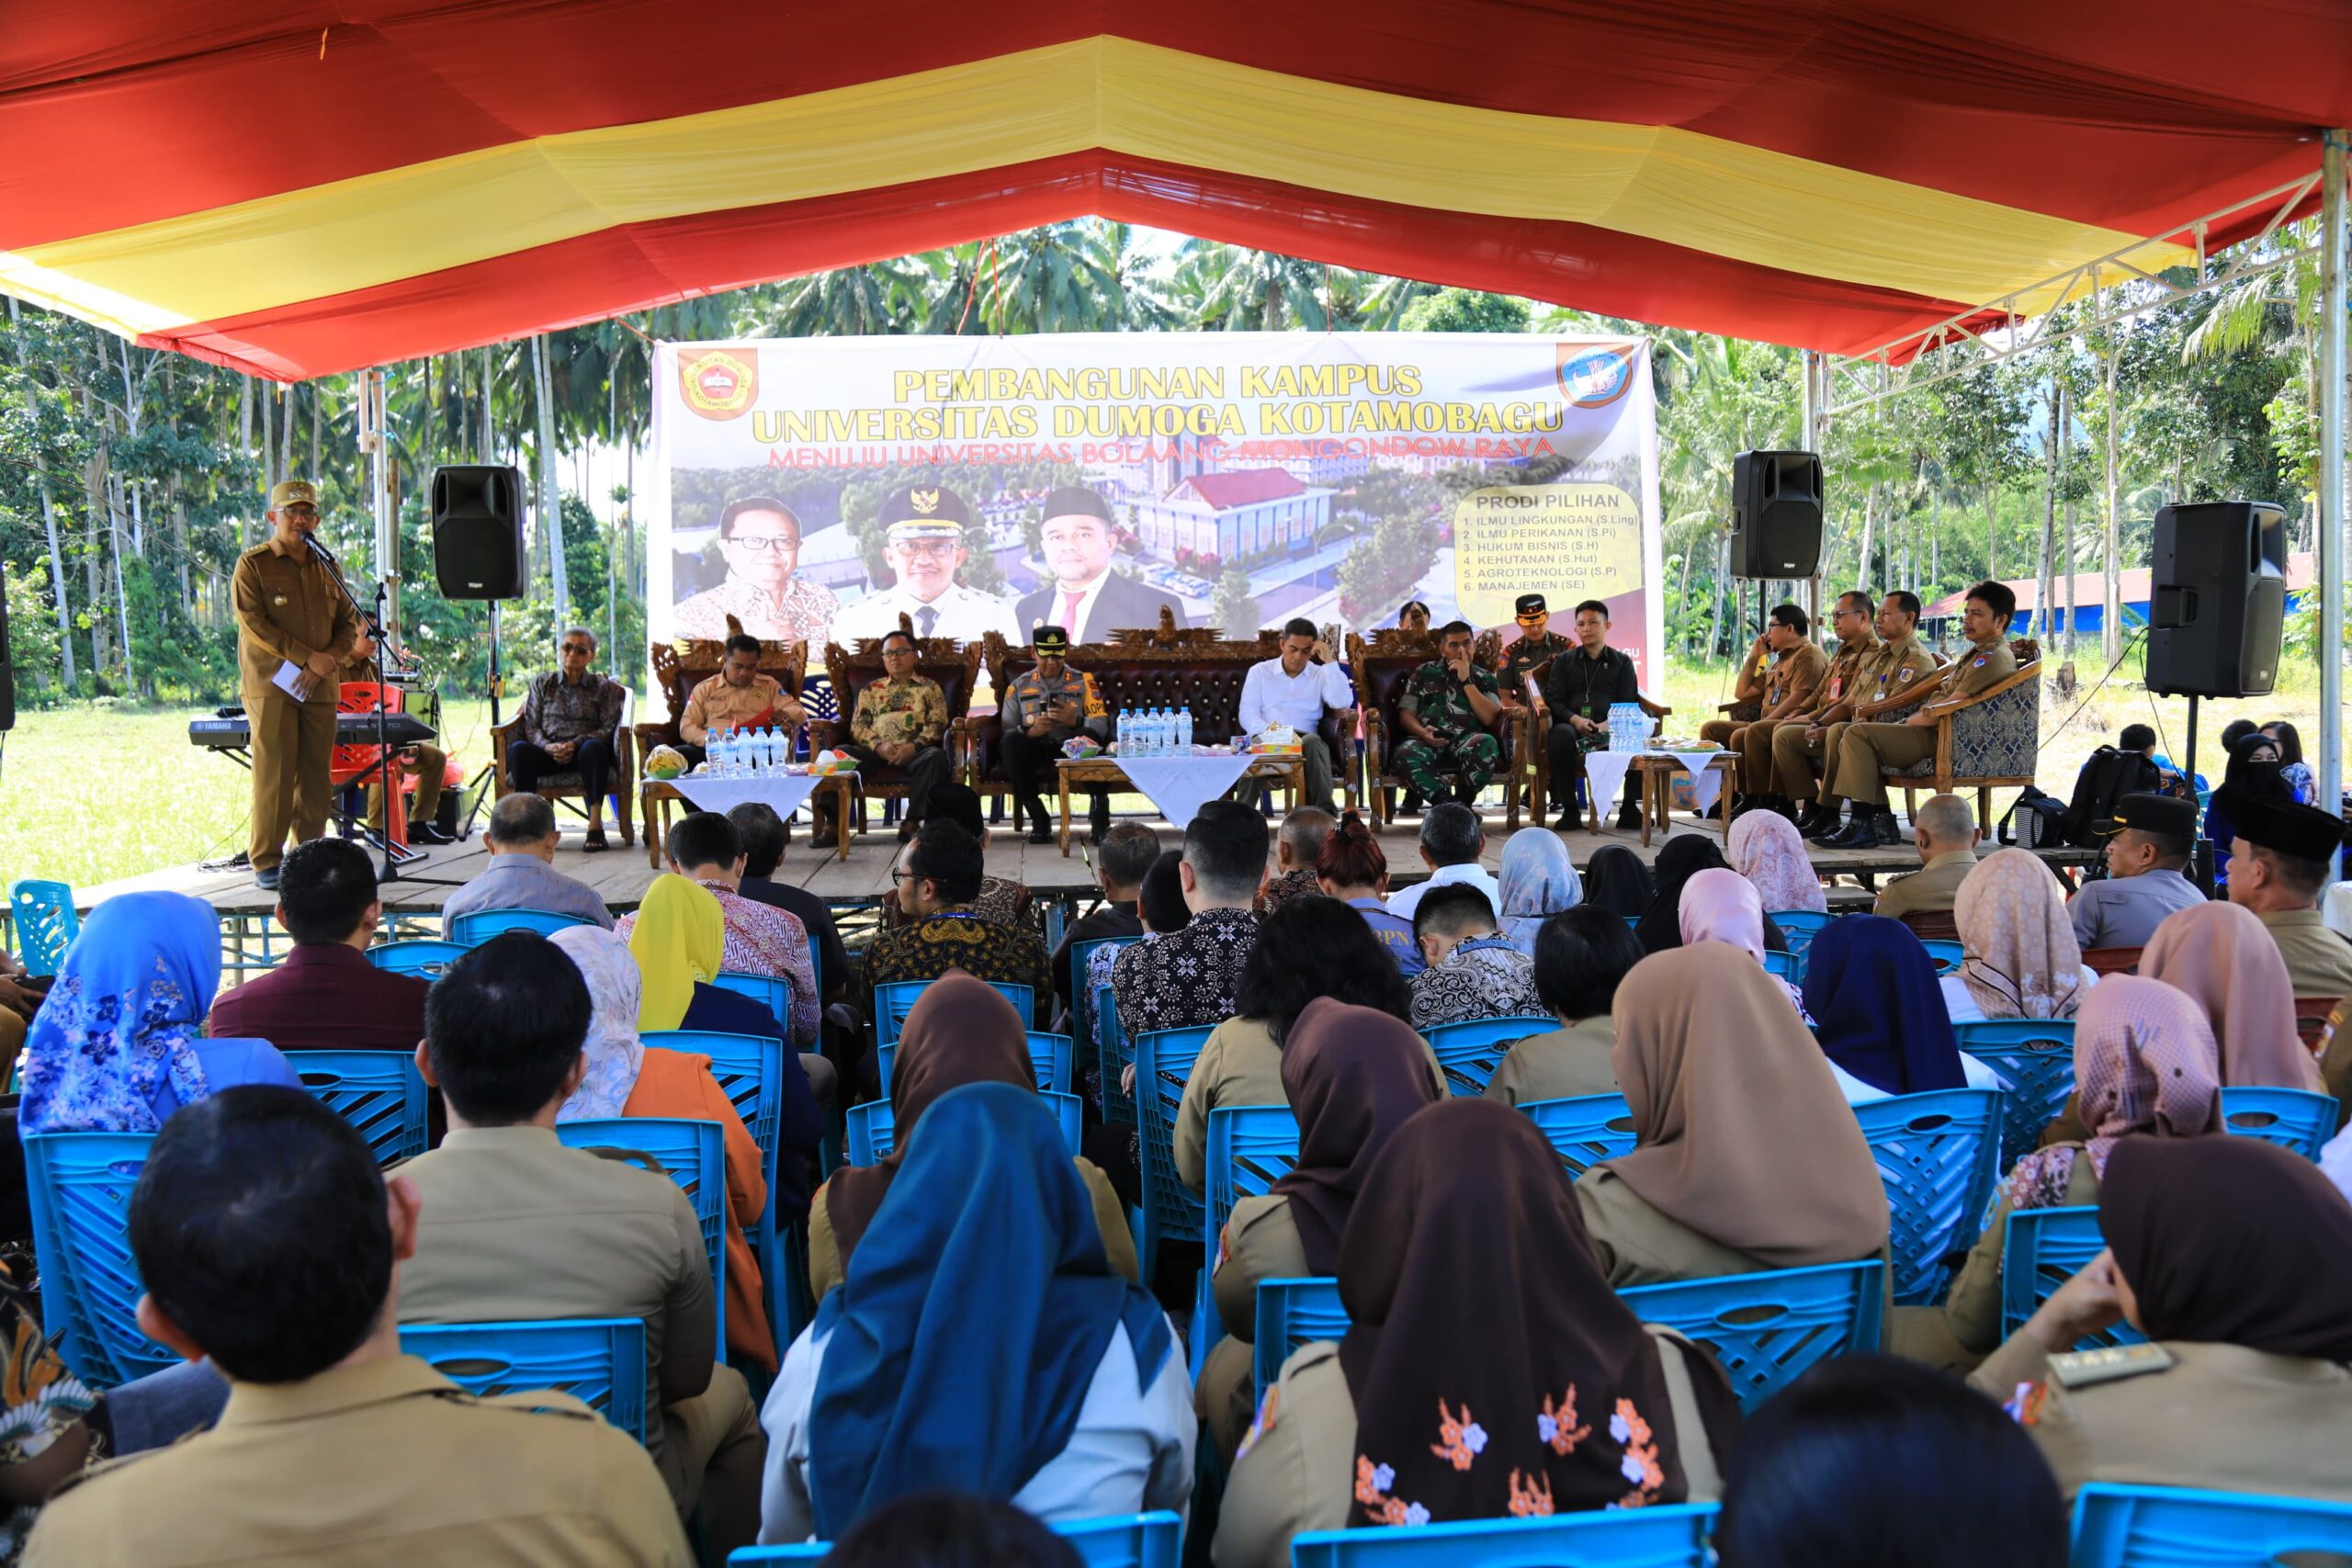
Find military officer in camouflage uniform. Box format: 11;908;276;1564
1392;620;1505;807
846;627;954;839
1001;626;1112;844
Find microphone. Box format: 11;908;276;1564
304;532;338;565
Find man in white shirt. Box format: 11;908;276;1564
1385;802;1501;920
1238;617;1354;812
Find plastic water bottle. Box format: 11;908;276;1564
1146;708;1167;758
710;728;731;774
1134;708;1154;759
759;727;780;773
1175;706;1193;755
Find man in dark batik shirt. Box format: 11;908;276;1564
866;818;1053;1028
1111;800;1270;1035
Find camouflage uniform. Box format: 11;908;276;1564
1392;660;1503;801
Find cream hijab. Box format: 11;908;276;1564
1954;848;2087;1020
2141;901;2319;1091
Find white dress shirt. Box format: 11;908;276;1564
1385;861;1504;921
1238;657;1352;737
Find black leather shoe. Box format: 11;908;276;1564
410;822;454;845
1818;817;1882;850
1614;806;1643;831
1027;823;1053;845
1871;811;1905;846
1793;804;1836;836
254;866;281;890
1805;813;1853;843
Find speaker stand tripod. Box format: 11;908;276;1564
458;597;505;839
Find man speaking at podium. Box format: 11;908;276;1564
232;479;360;890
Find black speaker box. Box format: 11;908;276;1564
430;464;526;600
2144;500;2286;698
1730;451;1824;578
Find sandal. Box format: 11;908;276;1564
583;827;610;853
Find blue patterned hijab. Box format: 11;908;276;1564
1496;829;1582;954
1801;915;1966;1095
808;1081;1172;1539
21;892;232;1134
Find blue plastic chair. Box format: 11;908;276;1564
710;970;794;1033
1520;1093;1639;1179
1853;1088;2003;1305
1955;1019;2078;1172
2068;1483;2352;1568
556;1118;729;1350
1254;1276;1349;1404
1769;910;1837;954
1424;1016;1554;1097
1620;1260;1887;1413
365;938;472;980
1098;985;1135;1126
876;1032;1073;1097
1921;938;1965;975
284;1049;431;1165
2219;1086;2339;1159
728;1511;1183;1567
1762;950;1801;979
23;1132;179;1388
1133;1025;1216;1287
844;1091;1084;1165
874;979;1035;1045
2001;1205;2145;1349
1069;936;1141;1070
8;880;80;977
1290;1503;1718;1568
400;1317;650;1444
447;907;597;944
1195;1104;1300;1376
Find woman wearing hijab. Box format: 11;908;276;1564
1577;947;1886;1287
1216;1099;1741;1568
628;873;790;1043
1968;1135;2352;1502
1196;999;1441;1461
20;891;298;1134
1800;916;2000;1105
1495;829;1582;955
1944;850;2094;1024
2206;731;2287;887
1582;844;1654;921
1729;810;1827;916
1486;907;1646;1105
760;1081;1191;1543
2140;900;2320;1092
1896;976;2221;1368
1679;870;1811;1022
812;972;1135;1304
550;925;783;1372
1634;835;1728;953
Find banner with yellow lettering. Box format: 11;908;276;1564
650;333;1659;681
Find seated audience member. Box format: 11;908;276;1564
1216;1100;1739;1567
2140;900;2322;1091
0;1263;94;1547
2223;795;2352;1001
1679;870;1809;1021
2069;793;2201;951
1715;1355;2065;1568
508;625;632;851
438;792;616;934
2263;719;2316;804
728;802;847;1001
1577;949;1886;1287
1048;821;1155;1022
1874;793;1980;920
1896;976;2220;1368
823;1494;1087;1568
927;782;1030;927
1495;827;1582;954
1086;849;1189;1013
1485;907;1645;1105
1259;807;1335;914
1407;885;1543;1031
1968;1136;2352;1503
550;926;789;1369
23;892;296;1135
24;1087;689;1567
1946;850;2093;1024
1580;843;1654;919
867;819;1054;1026
617;812;819;1046
1178;897;1434;1193
760;1084;1191;1543
812;974;1134;1304
1198;1001;1441;1458
1801;916;2001;1104
207;838;427;1055
1634;834;1731;953
400;935;766;1557
2206;733;2289;888
1728;808;1826;915
1381;802;1498;921
1111;800;1267;1037
1314;809;1421;976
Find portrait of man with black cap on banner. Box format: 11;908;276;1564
1013;484;1186;645
2222;793;2352;1002
999;626;1113;843
832;483;1023;646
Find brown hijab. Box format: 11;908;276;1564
1338;1099;1740;1526
2139;901;2319;1091
826;970;1035;1265
1600;944;1887;1267
1270;998;1442;1275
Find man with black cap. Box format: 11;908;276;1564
2069;792;2206;950
999;626;1112;844
1494;594;1571;700
831;484;1022;645
2224;794;2352;1000
1014;485;1185;642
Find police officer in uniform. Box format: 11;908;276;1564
1494;593;1571;700
1000;626;1112;844
232;479;361;890
830;486;1023;646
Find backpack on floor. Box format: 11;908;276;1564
1998;785;2069;847
2058;745;2165;847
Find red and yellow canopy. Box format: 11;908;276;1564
4;2;2344;379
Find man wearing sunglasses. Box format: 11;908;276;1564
673;496;840;644
510;626;631;852
232;479;363;890
831;486;1022;646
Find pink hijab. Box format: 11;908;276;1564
1679;868;1767;961
2141;901;2319;1091
1729;811;1827;915
1953;849;2087;1020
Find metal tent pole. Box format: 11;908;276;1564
2319;130;2346;878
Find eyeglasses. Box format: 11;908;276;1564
882;646;917;659
279;504;320;519
727;535;797;553
560;642;594;655
1833;607;1866;619
894;540;960;559
888;866;917;884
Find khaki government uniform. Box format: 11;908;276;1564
807;1156;1138;1303
1215;1328;1727;1568
2324;998;2352;1131
2256;908;2352;1002
1744;634;1876;797
1776;629;1940;803
232;536;361;871
1888;1155;2101;1371
680;671;798;747
22;1354;691;1567
1173;1018;1447;1194
1702;640;1825;761
1829;637;2016;808
1199;1194;1315;1461
1698;640;1774;746
1573;1168;1784;1288
1480;1016;1620;1106
1873;848;1981;920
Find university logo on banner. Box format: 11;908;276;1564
1555;343;1639;409
679;347;758;421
